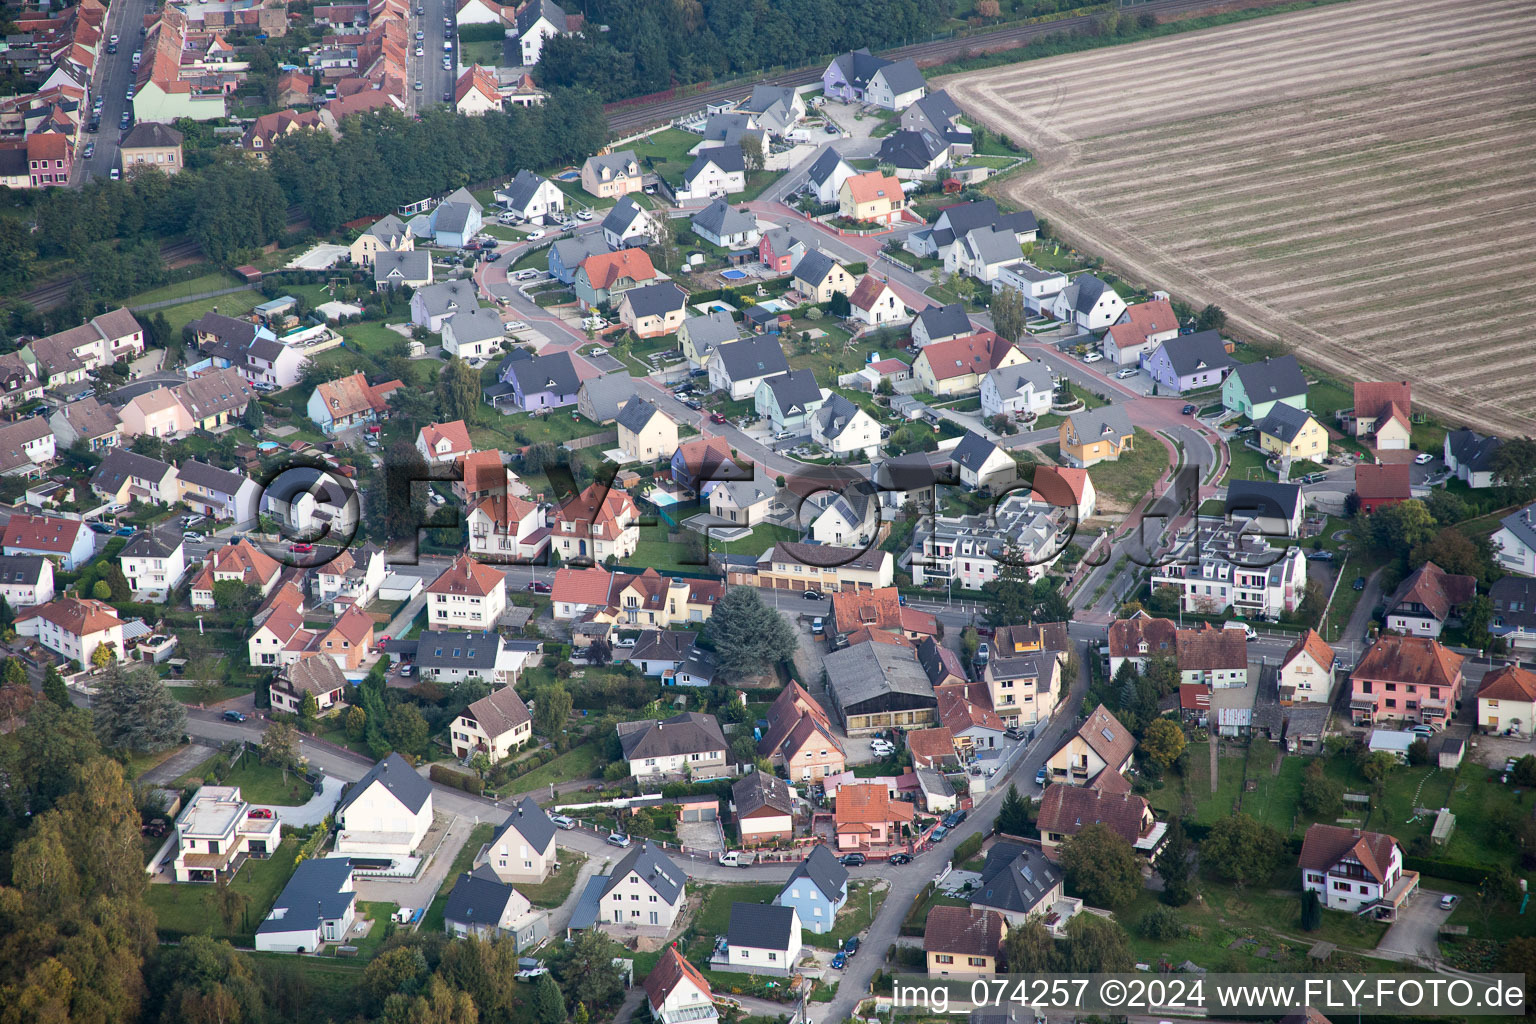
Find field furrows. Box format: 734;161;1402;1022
944;0;1536;431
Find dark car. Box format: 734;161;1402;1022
1182;404;1197;415
222;710;247;723
839;853;866;867
87;119;99;133
888;853;912;865
526;580;551;593
942;809;968;829
1353;576;1366;591
803;590;824;601
844;937;860;957
684;399;702;411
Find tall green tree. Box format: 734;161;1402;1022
42;664;70;708
1201;812;1283;888
531;971;568;1024
1058;824;1142;908
1142;718;1186;767
534;682;574;746
995;783;1032;837
93;663;187;752
437;357;481;424
991;285;1027;343
555;928;625;1011
700;587;797;677
1154;820;1194;906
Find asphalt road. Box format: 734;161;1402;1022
77;0;153;182
409;0;456;112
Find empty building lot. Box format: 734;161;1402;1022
944;0;1536;435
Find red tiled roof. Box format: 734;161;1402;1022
2;514;83;554
1354;381;1411;422
1036;784;1152;847
834;782;914;827
1385;561;1475;624
1107;613;1177;660
1354;462;1412;500
848;275;892;312
923;905;1004;958
917;331;1017;381
19;597;121;636
1176;624;1248;671
552;566;614;606
906;727;958;767
1282;629;1335;674
418;419;472;456
643;947;712;1011
1479;665;1536;703
1299;823;1398;884
580;248;657;291
843;170;902;206
1030;465;1091;509
1351;634;1463;690
427;553;504;598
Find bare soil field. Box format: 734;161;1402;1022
944;0;1536;435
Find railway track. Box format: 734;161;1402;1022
604;0;1268;132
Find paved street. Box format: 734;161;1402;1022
76;0;153;182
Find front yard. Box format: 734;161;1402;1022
1088;428;1171;508
146;837;302;944
221;757;317;806
802;880;887;949
518;850;589;909
421;822;497;933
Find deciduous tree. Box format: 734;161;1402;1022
1201;812;1283;888
991;285;1027;343
1142;718;1186;767
1058;823;1142;908
93;663;186;752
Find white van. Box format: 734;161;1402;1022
1225;620;1257;640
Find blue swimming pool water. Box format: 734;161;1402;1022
720;269;747;280
257;441;281;451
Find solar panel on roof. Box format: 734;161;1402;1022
1101;728;1115;742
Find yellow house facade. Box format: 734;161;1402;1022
1059;407;1135;468
616;401;679;463
1256;405;1328;461
912;335;1027;396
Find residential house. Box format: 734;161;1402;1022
644;948;717;1024
618;711;730;780
616;398;678;462
912;302;972;348
480;796;558;884
1142;331;1235;394
191;314;307;389
792;250;856;305
1494;505;1536;577
1176;624;1248;687
410;280;480;332
1107;613;1177;678
270;654;348;717
2;513;94;570
258;468;358;542
848;275;908;326
811;394;881;460
823;48;904;104
1271;627;1337;705
1444;429;1502;489
467;492;550;562
598;841;685;931
59;400;127;458
834;781;915;850
551;566;618;620
411;630;541;687
970;841;1068;929
553;482;639;562
725;903;801;976
733;771;796;846
348;213;413;266
574;248;657;309
496;349;593;412
980;362;1055;422
983;632;1064;729
452;685;533;761
0;417;54;477
443;864;549;948
334;753;434;856
188;539;282;609
936;683;1007;752
1354;463;1412;514
416;419;473;465
709;336;792;400
909;200;1038;265
803;148;856;205
594;199;650;252
1478;665;1536;735
612;569;725;628
1029;464;1096;521
877;129;950;180
823;641;937;734
618;282;690;339
1059;406;1134;468
441;307;506;361
171;785;282;882
837;170;905;225
709;468;777;526
254;859;355;953
691;199;759;249
912;331;1026;396
993;260;1068;315
1348;634;1464;728
306;372;402;434
1492;576;1536;650
680;146;746;199
625;630;718;687
426;554;507;629
1256;404;1328;462
1351;381;1412;450
737;84;805;136
1050;274;1124;331
118;121;183;175
495;169;564;225
946;225;1022;284
1225;479;1305;538
241;109;336;158
0;555;53;609
426;190;484;249
671;436;749;494
950;431;1017;492
925;906;1005;976
1038;783;1166;860
307;604;376;673
755;369;824;435
26;307;145;382
1299;824;1416;919
177;459;260;524
776;846;848;933
1383;561;1476;638
758;680;848;781
1150;519;1307;619
514;0;566;65
679;311;739;370
1101;299;1179;366
1222;354;1309;420
454;65;503;116
119;525;185;601
809;486;882;548
901;90;972;151
577;373;642;425
17;595;124;665
1045;704;1134;786
548;233;609;285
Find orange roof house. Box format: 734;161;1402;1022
427;552;504;598
838;170;905;224
831;586;936;641
906;726;959;768
1351;381;1412;448
454;64;502;114
1029;464;1095;519
643;947;713;1019
416;419;473;464
913;331;1026;394
1349;634;1464;727
576;248;657;305
1354;463;1412;514
309;371;403;433
833;781;914;850
1477;665;1536;735
670;436;749;492
758;680;846;780
1103;299;1179;360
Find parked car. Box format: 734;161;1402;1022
526;580;551;593
613;636;636;648
82;142;95;159
803;590;824;601
839;853;865;866
527;230;545;240
1353;576;1366;590
1414;452;1434;465
1005;726;1026;741
1306;550;1334;561
89;522;114;534
550;814;576;830
248;808;274;819
182;532;203;542
606;832;631;848
942;809;968;828
888;853;912;866
830;953;847;969
1035;767;1049;786
929;826;949;842
1182;404;1197;415
515;270;540;281
1440;894;1459;910
710;412;727;424
684;400;702;410
114;525;135;536
576;209;594;221
223;711;247;723
844;937;860;957
1116;366;1137;378
289;542;314;553
1082;351;1102;363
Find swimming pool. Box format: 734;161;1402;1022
257;441;281;451
720;269;747;280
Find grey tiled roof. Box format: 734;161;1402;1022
972;840;1062;915
874;57;926;96
623;282;688;320
257;858;354;937
337;753;432;816
761;369;821;413
616;396;664;435
793;249;840;288
447;306;506;346
951;430;1001;471
444;863;519;927
916;302;970;339
783;844;847;902
691;198;756;239
727;901;797;950
492;796;557;853
499;169;551;213
374;250;431;284
1231;354;1307;404
601;840;684;905
1254;402;1315;443
685;145;745;182
715;337;789;382
1156;330;1234;377
1226;479;1303;521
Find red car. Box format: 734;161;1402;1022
526;580;551;593
247;808;274;819
289;542;314;553
376;634;391;649
710;413;727;424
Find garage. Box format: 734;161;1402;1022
678;797;718;823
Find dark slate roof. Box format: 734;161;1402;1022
257;858;355;936
784;844;848;902
177;458;247;496
726;901;797;950
715;337;790;382
493;795;558;852
500;169;550;212
516;0;566;34
916;302;971;340
794;249;839;288
623;281;688;320
616;396;664;435
121;523;183;560
505;349;583;395
190;312;258;346
434;202;474;235
1062;274;1111;315
972;841;1062;916
414;630;503;672
121;121;183;148
830;48;890;90
931;200;1037;249
682;311;739;351
1254;402;1316;444
602;196;647;235
1447;428;1503;472
375;250;432;284
691;198;757;239
813;393;866;440
91;448;175;490
806;147;851;187
1231;354;1307;404
1492;575;1536;632
877;129;947;170
909;89;960;127
0;554;46;586
601;840;684;904
951;430;1001;471
874;57;926;96
444;863;519;927
761;369;821;412
337;752;432;816
732;770;794;818
617;711;726;760
1156;330;1235;376
1225;479;1303;522
627;628;693;663
686;145;745;183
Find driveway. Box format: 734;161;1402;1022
1377;890;1453;960
255;776;345;827
354;812;470;909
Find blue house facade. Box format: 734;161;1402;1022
549;234;608;285
1141;330;1235;395
774;846;848;934
499;350;584;412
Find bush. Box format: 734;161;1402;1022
1403;856;1489;885
952;831;984;865
428;763;483;795
1139;905;1184;940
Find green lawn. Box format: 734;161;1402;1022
128;271;244;306
168;684;249;706
517;850;589;909
803;880;887;949
633;128;703;181
1221;445;1277;485
421;822;497;933
349;902;395;958
693;882;783;940
338;320;409;358
222;758;317;806
459;38;502;67
507;741;601;795
1088;428;1171;508
145;838;302;944
158;289;263;333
